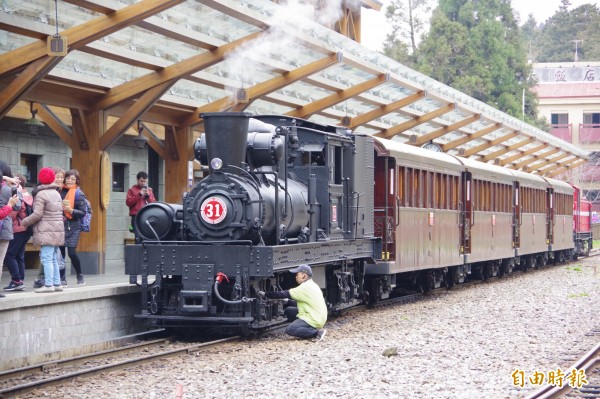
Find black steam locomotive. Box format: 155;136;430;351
125;112;381;330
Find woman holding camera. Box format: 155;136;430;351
125;171;156;236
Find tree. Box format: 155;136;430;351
520;14;539;62
535;2;600;62
382;0;432;67
417;0;542;126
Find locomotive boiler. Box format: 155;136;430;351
126;112;381;330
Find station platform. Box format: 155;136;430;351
0;266;144;371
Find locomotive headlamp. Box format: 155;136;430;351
210;157;223;170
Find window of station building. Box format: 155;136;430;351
583;112;600;125
19;154;39;187
112;162;127;192
551;113;568;125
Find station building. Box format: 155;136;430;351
534;62;600;212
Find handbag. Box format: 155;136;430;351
56;248;66;271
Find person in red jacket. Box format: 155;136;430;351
125;171;156;235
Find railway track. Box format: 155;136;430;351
525;342;600;399
1;254;595;398
0;335;240;399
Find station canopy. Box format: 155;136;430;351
0;0;588;177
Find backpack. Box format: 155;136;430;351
76;189;92;233
24;201;34;236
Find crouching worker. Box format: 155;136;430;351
259;264;327;341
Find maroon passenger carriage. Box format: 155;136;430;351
367;137;576;298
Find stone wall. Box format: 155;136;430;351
0;284;143;371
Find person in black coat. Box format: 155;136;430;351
59;169;87;286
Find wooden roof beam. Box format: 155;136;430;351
483;137;536;163
341;90;425;129
529;153;570;173
510;147;561;170
462;131;518;158
499;143;548;167
286;74;389;119
63;0;222;49
376;103;455;140
229;53;342;112
0;57;62;119
181;53;341;126
0;0;185;77
99;80;175;150
441;123;501;152
413;114;480;147
537;156;577;175
94;31;262;110
70;108;91;151
35;103;74;149
535;154;572;175
547;159;588;178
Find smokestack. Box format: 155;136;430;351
201;112;251;173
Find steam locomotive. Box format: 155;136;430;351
125;112;592;331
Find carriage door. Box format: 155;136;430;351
374;156;396;260
460;171;472;255
546;188;554;246
513;182;521;249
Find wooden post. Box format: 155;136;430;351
164;125;194;203
70;109;106;274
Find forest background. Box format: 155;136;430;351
378;0;600;130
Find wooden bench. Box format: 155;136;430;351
25;241;41;269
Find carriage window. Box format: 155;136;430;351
451;175;458;210
439;174;447;209
397;167;405;206
406;168;414;207
416;170;423;208
423;170;430;208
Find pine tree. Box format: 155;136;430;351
417;0;540;125
533;1;600;62
382;0;432;68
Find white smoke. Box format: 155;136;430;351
222;0;363;109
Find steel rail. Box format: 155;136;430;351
524;342;600;399
0;336;240;398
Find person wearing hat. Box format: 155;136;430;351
258;264;327;341
21;167;65;293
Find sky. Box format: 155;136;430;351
361;0;598;51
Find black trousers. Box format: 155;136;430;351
283;307;319;339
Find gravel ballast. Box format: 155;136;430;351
27;258;600;399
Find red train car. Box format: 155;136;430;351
572;184;593;257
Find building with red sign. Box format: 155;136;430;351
534;62;600;208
